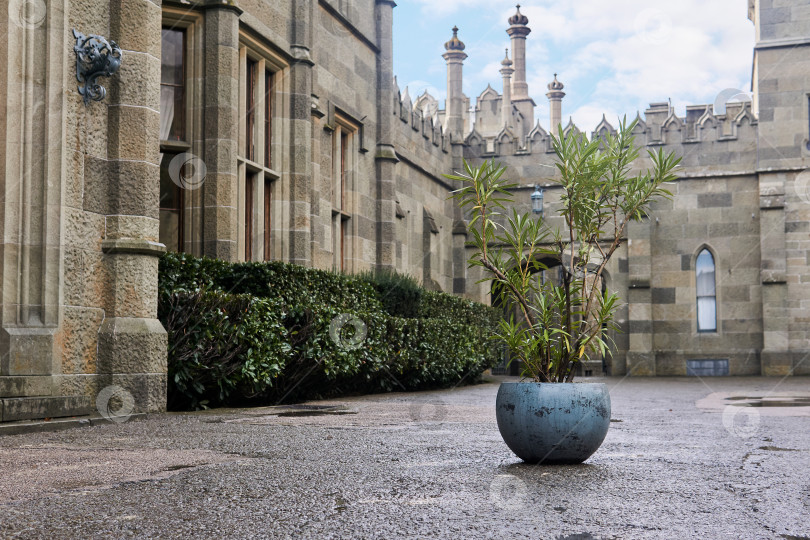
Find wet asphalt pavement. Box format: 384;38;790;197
0;376;808;539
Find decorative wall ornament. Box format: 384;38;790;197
72;29;122;105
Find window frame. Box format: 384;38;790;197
695;248;718;333
237;32;286;262
331;115;358;272
160;27;186;143
159;12;201;253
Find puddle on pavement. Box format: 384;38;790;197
273;404;358;417
725;396;810;408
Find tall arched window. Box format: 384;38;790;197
696;249;717;332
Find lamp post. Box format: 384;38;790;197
531;185;544;216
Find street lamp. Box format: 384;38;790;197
531;184;544;215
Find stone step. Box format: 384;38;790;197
0;395;93;422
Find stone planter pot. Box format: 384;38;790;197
495;382;611;464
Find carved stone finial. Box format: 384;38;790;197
73;29;122;105
501;49;512;66
548;73;564;91
444;26;465;51
509;4;529;26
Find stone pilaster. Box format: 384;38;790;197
750;1;810;375
375;0;398;270
0;0;67;397
202;1;242;261
287;0;314;266
758;172;790;375
451;220;467;294
95;0;167;413
626;219;655;376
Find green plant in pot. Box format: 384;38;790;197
447;118;679;464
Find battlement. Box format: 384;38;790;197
393;81;451;153
395;68;760;179
464;100;757;159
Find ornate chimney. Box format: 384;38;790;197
506;5;530;99
442;26;467;140
546;73;565;133
500;49;514;128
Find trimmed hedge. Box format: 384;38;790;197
158;252;501;409
359;268;423;318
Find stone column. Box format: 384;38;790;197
442;27;466;142
375;0;399;270
546;74;565;135
202;1;242;261
288;0;314;266
500;50;513;129
506;5;530;99
96;0;167;413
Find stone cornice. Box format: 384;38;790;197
102;239;167;257
755;36;810;50
202;0;243;15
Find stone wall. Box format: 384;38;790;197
3;0;809;422
0;0;166;421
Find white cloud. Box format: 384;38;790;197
401;0;753;133
411;0;502;18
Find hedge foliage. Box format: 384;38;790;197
358;268;423;319
158;252;501;409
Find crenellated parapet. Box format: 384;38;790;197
462;99;759;177
393;78;451;154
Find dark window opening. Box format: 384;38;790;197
265;70;274;168
245;58;257;162
160;28;185;142
159;153;183;251
340;131;348;210
687;359;729;376
263;178;272;261
245;174;255;261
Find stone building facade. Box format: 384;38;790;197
0;0;807;420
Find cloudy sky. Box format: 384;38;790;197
392;0;755;133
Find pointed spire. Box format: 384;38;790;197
564;116;576;133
